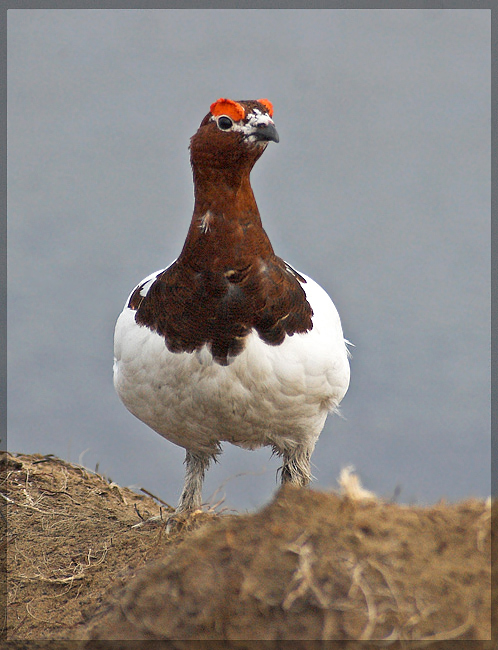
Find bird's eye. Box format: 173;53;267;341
217;116;233;130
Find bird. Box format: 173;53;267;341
113;97;350;514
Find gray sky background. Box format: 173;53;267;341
8;9;491;511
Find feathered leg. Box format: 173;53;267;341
177;450;212;512
280;444;313;487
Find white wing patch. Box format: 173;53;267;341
140;276;158;298
125;268;167;307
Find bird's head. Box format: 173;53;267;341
190;98;279;177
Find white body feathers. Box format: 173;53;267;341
113;268;350;457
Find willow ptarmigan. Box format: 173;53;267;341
113;98;350;513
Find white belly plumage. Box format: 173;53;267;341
113;268;350;457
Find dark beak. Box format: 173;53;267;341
252;123;280;143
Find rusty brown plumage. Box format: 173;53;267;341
130;99;313;365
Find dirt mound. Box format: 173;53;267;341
4;452;216;641
3;452;494;645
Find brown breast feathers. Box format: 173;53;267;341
128;98;314;365
129;257;313;365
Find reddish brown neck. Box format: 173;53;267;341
179;165;274;271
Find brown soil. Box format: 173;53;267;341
2;452;494;648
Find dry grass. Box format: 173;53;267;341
3;452;216;640
2;451;493;646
